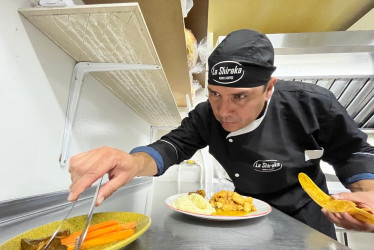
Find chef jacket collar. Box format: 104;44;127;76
226;87;273;138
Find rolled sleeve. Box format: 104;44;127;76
130;146;164;176
344;173;374;187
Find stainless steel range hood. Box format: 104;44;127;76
268;30;374;129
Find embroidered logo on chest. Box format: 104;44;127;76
253;160;282;172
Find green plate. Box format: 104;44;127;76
0;212;151;250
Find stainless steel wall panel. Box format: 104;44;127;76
271;31;374;128
268;30;374;55
338;78;368;108
316;79;334;89
354;95;374;126
346;79;374;118
362;113;374;128
329;79;350;99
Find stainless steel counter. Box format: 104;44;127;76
0;178;350;250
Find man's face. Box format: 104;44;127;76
208;78;276;132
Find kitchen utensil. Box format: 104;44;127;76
43;196;80;249
75;176;103;249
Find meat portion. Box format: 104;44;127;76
209;190;256;213
188;190;206;198
21;230;70;250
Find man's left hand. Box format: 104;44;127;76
322;191;374;232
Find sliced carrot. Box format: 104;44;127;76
86;220;121;232
81;229;135;249
66;229;135;250
61;220;120;245
84;222;136;241
62;221;136;246
117;221;136;230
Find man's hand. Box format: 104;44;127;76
322;191;374;232
68;146;157;206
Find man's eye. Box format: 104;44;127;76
234;94;246;99
210;91;220;97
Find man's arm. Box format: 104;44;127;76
349;179;374;192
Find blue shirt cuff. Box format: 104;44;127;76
344;173;374;186
130;146;164;176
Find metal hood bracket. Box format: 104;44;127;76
59;62;161;167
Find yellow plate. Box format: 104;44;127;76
0;212;151;250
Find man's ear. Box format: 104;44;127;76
265;77;277;99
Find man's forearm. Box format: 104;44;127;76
131;152;158;176
349;179;374;192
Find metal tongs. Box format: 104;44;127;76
43;195;80;249
43;176;103;250
75;176;104;250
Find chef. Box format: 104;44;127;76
68;29;374;239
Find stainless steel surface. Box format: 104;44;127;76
279;77;374;129
0;179;350;249
123;180;350;249
267;30;374;55
76;176;103;250
0;177;153;245
0;178;349;250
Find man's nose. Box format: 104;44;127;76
218;98;233;116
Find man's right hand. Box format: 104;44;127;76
67;146;157;206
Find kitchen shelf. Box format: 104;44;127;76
18;3;182;127
83;0;194;106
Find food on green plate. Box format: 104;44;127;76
62;220;135;249
21;230;70;250
20;220;136;250
173;193;216;215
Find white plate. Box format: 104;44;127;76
165;193;272;221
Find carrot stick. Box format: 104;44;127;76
66;229;135;250
84;222;136;241
86;220;121;232
61;220;120;245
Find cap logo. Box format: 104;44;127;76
210;61;244;84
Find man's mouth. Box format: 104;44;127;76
220;120;237;126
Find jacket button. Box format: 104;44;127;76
228;138;233;142
235;173;239;177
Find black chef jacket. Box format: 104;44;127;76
149;80;374;239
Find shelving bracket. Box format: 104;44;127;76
59;62;161;167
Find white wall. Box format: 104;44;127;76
0;0;151;201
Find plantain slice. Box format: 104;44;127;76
298;173;356;213
349;207;374;224
298;172;374;224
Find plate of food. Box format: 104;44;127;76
0;212;151;250
165;190;272;221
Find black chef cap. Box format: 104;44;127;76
208;29;276;88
